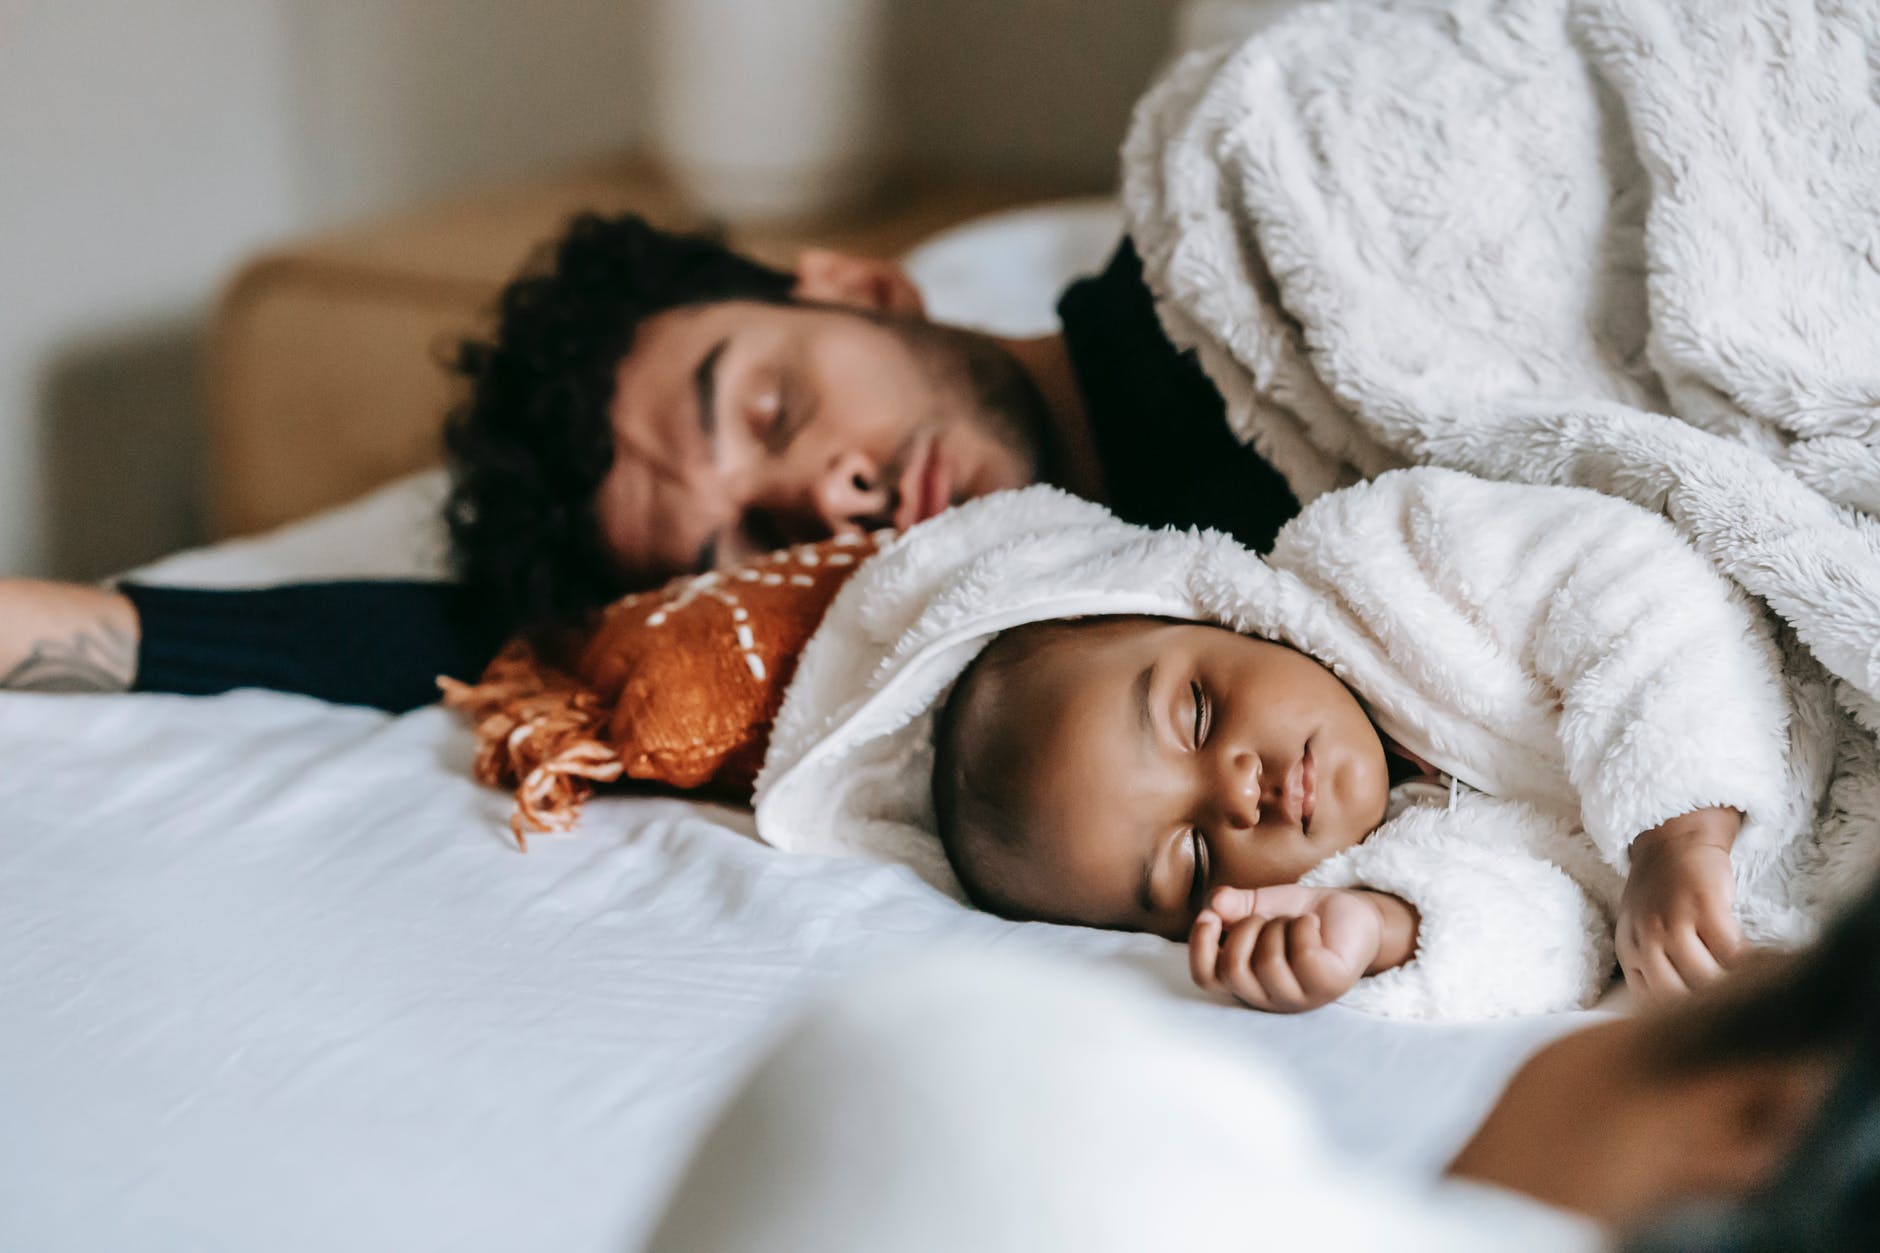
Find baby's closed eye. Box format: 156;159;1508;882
1186;828;1211;913
1186;679;1212;747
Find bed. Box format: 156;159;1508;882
0;202;1589;1251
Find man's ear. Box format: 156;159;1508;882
793;249;927;318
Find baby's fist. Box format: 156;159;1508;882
1618;811;1744;999
1188;885;1381;1013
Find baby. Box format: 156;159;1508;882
757;468;1857;1021
932;614;1744;1014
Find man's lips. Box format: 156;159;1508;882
892;437;951;531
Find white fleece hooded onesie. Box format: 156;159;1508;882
755;470;1854;1022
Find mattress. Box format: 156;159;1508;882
0;201;1590;1252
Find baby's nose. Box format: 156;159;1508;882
1216;749;1262;829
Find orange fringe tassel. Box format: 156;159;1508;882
438;640;622;851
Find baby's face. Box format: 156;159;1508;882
978;620;1389;940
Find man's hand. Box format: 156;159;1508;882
1617;807;1745;1000
0;580;138;693
1187;884;1416;1013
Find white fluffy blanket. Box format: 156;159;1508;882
1123;0;1880;746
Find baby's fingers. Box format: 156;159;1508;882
1625;942;1689;1001
1201;887;1262;926
1218;916;1281;1011
1189;911;1225;993
1664;926;1726;991
1289;919;1363;1002
1696;908;1747;970
1205;883;1321;925
1244;915;1311;1011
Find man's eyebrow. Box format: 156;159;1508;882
695;336;729;450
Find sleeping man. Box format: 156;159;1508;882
0;205;1295;707
751;471;1875;1020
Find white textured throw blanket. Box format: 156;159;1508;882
1124;0;1880;741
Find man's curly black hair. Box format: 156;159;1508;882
442;212;795;632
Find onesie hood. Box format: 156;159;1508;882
752;484;1354;895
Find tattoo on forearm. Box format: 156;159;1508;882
1;620;135;693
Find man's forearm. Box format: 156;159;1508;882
0;579;139;693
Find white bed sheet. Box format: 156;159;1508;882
1;202;1591;1252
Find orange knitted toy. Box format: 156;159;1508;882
441;531;883;847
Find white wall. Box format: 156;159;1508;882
0;0;657;578
283;0;654;227
0;0;303;578
1;0;1186;579
891;0;1175;183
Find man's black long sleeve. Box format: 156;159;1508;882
1057;238;1300;553
123;581;511;714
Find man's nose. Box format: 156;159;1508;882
809;451;892;534
1210;747;1263;830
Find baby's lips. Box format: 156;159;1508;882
1277;753;1308;826
1300;744;1316;829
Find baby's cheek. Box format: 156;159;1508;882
1334;748;1392;841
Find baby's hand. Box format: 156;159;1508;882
1188;885;1382;1013
1617;807;1745;1000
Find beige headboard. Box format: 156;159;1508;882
206;156;1082;540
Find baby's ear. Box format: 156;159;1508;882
793;249;927;317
